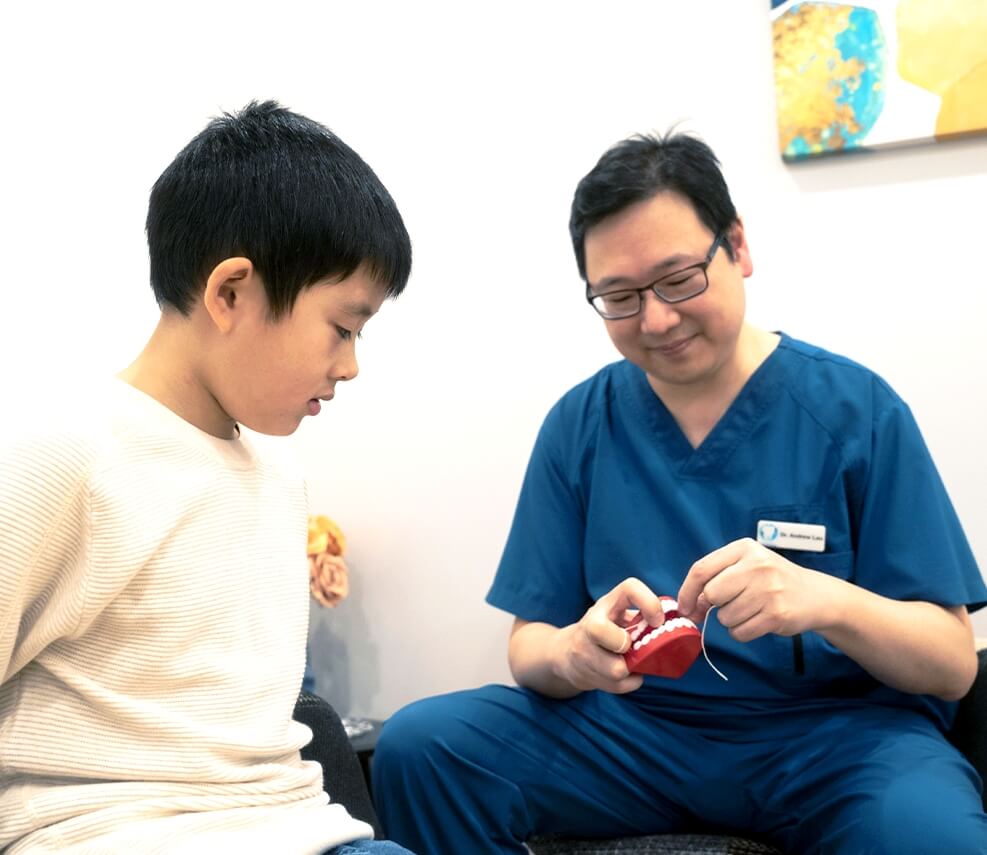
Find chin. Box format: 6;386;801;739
266;425;301;437
236;415;302;437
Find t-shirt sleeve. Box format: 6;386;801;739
853;383;986;611
486;401;592;628
0;430;93;682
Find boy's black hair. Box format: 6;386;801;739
146;100;412;318
569;132;738;280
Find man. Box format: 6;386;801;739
372;132;987;854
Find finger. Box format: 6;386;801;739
692;591;713;623
714;593;761;630
598;647;643;686
726;610;773;643
702;561;750;613
580;656;643;695
589;577;669;655
600;577;664;627
678;539;750;617
586;610;633;655
610;673;645;695
619;608;641;627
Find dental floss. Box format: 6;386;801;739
701;606;729;681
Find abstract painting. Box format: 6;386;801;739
771;0;987;160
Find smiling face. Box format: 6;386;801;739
215;264;387;436
584;191;753;396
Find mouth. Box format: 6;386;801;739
654;335;695;356
308;392;335;417
623;596;702;679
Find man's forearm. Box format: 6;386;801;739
815;574;977;701
508;619;583;699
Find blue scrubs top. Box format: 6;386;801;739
487;335;986;730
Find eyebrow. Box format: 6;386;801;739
589;252;697;292
341;301;376;319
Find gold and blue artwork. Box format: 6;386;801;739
771;0;987;161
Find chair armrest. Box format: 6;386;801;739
295;690;383;837
949;648;987;810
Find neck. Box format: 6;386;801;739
649;325;779;448
118;315;238;440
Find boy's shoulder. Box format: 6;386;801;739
5;377;304;483
3;379;122;478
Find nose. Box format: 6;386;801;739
639;289;681;335
334;345;359;382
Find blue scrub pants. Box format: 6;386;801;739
322;842;412;854
372;684;986;855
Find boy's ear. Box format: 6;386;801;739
202;257;262;333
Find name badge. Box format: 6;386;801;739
756;520;826;552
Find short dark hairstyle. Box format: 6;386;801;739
146;100;412;318
569;132;737;280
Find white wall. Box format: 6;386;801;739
2;1;984;720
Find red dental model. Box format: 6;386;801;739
623;596;702;679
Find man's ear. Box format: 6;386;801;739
202;257;261;333
727;217;754;278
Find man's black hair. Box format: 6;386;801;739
569;132;737;280
147;100;412;318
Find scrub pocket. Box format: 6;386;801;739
749;505;864;695
770;548;874;694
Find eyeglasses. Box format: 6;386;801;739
585;233;724;320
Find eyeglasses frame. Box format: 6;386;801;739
584;232;725;320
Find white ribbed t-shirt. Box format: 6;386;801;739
0;379;371;854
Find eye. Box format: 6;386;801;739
660;269;705;290
604;292;634;305
334;325;363;342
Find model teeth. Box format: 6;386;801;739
660;599;679;614
631;617;697;651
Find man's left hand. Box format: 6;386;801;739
676;537;837;641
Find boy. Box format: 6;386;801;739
1;101;414;854
372;132;987;854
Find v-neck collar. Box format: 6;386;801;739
622;333;794;477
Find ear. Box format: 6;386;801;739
201;257;262;333
726;217;754;279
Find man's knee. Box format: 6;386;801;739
852;773;987;854
375;687;508;780
374;695;450;775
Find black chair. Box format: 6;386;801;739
295;690;383;838
527;647;987;855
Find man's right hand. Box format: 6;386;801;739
508;578;665;698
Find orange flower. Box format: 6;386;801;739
307;515;346;557
307;515;349;608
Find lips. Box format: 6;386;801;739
623;596;701;679
307;393;334;416
655;335;694;356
